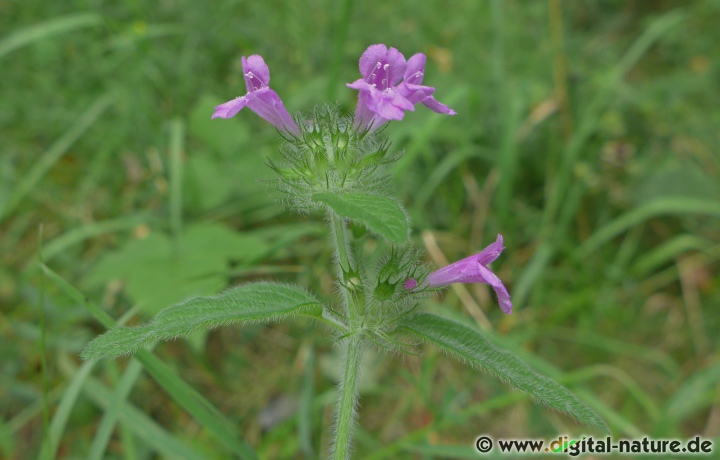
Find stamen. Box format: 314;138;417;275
367;62;383;83
375;63;390;89
245;71;264;91
407;71;423;85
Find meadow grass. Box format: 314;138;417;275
1;0;719;458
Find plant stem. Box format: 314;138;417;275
332;335;362;460
329;210;358;319
327;209;364;458
329;210;353;276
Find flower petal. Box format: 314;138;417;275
242;55;270;91
211;96;248;119
422;96;457;115
476;234;504;265
346;79;373;92
385;46;407;86
365;88;413;121
245;88;300;136
476;264;512;314
425;255;479;287
397;82;435;105
358;44;389;79
404;53;426;85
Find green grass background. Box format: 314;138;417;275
2;0;719;458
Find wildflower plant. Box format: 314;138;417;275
82;45;608;458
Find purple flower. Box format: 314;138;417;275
347;44;414;130
404;234;512;314
398;53;456;116
212;55;300;136
347;45;456;131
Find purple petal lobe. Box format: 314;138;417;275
476;234;504;265
212;96;248;119
242;55;270;91
476;264;512;314
346;79;373;92
385;47;407;86
358;44;389;79
245;88;300;136
398;82;435;105
364;87;414;121
422;96;457;115
404;53;427;85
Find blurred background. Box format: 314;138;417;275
2;0;719;458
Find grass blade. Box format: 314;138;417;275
41;263;258;459
169;118;185;239
0;13;101;60
577;198;720;258
37;361;97;460
83;377;206;460
87;359;144;460
1;94;114;222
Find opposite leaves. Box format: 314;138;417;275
312;192;409;243
82;282;322;360
400;313;609;433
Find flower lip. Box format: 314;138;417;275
403;53;426;86
242;55;270;91
359;44;407;88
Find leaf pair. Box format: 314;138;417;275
82;282;608;433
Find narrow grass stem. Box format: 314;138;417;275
168;118;184;241
38;225;50;457
332;335;362;460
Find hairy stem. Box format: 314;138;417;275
329;210;359;319
332;335;362;460
327;208;365;458
329;210;353;276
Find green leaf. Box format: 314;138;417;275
82;282;321;360
85;222;269;314
312;193;408;243
399;313;609;433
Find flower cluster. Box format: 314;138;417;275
213;44;511;314
347;44;456;132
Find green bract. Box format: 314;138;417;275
269;105;399;212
